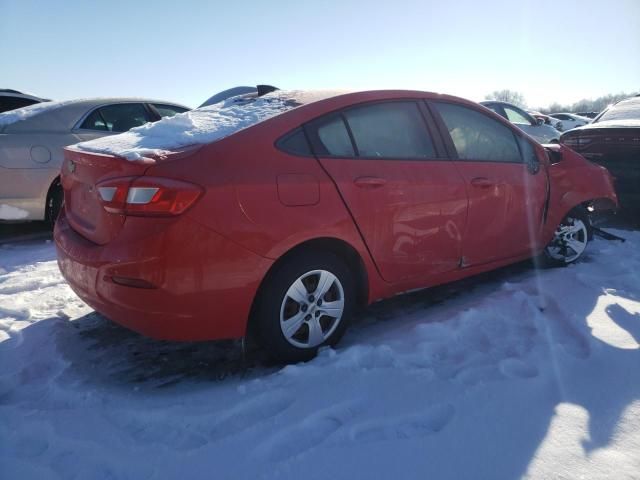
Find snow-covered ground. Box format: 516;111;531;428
1;232;639;480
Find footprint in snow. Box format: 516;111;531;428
207;392;294;442
350;403;455;443
254;400;363;462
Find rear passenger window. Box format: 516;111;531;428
277;128;312;156
344;102;435;158
80;109;109;131
315;116;355;157
434;102;522;163
80;103;153;132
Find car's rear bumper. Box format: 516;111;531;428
54;210;273;341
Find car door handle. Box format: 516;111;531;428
354;176;387;189
470;177;494;188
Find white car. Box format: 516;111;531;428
549;112;591;131
0;89;50;113
481;101;560;143
0;98;189;223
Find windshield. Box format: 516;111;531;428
594;98;640;123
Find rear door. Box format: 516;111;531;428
307;100;468;283
430;101;547;265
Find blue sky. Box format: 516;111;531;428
2;0;639;109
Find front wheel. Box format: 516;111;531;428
543;208;591;266
254;250;355;363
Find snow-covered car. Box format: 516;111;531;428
0;89;50;113
481;101;560;143
0;99;190;223
54;89;617;363
549;112;591;131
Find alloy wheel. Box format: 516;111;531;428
279;269;345;348
545;216;589;263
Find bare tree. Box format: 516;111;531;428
540;92;638;114
484;90;527;107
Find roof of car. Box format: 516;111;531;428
0;97;190;133
72;89;500;162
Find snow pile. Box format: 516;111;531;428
0;204;29;220
1;232;639;479
0;100;75;128
73;90;344;161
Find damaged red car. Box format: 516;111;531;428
54;90;617;362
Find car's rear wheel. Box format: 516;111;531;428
543;207;591;266
46;181;63;228
254;250;355;363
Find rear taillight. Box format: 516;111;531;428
96;176;203;216
561;135;593;150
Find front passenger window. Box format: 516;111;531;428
434;102;522;163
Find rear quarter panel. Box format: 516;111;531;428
144;110;390;303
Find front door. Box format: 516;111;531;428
430;101;547;265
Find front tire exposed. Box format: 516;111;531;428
543;207;592;266
254;250;355;363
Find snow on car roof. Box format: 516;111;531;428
0;99;75;128
72;90;347;161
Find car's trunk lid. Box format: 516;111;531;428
61;148;149;245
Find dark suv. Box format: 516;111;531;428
560;96;640;210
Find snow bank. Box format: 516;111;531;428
0;100;74;128
0;204;29;220
73;90;344;161
1;231;639;479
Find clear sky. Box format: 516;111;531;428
2;0;639;109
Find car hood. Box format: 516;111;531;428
574;119;640;130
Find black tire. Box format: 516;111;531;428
46;182;63;228
253;250;355;363
542;206;592;267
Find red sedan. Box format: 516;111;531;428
54;90;617;362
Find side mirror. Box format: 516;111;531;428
536;118;545;126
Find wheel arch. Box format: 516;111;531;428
246;236;370;339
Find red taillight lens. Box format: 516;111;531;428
96;176;203;217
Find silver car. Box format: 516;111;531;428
481;101;561;143
0;98;189;223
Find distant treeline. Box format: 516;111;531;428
485;89;638;114
540;92;638;115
